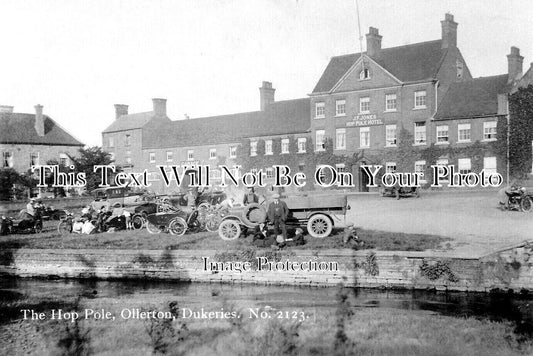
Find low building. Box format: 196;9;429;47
102;82;310;194
0;104;84;173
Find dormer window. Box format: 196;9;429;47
359;68;370;80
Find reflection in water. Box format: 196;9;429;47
0;277;531;335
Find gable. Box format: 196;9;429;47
333;56;400;93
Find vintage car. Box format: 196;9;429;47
217;194;350;240
381;186;420;199
90;187;150;210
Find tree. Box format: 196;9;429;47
0;168;37;201
70;146;116;192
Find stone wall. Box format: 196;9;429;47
1;242;531;292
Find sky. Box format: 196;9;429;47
1;0;532;146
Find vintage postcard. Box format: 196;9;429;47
0;1;532;355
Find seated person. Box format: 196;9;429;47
1;216;11;235
81;220;96;234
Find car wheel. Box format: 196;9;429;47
218;219;241;240
241;203;266;226
57;220;72;234
146;222;162;234
521;196;533;212
131;214;145;230
205;214;221;232
307;214;333;238
169;217;187;236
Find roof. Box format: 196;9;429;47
142;98;310;149
102;111;156;133
434;74;510;120
312;40;447;93
0;113;84;146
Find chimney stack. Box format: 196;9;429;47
152;98;167;117
365;27;382;57
259;81;275;111
34;104;45;137
114;104;128;119
0;105;14;113
441;13;458;49
507;46;524;83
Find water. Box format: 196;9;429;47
1;277;531;336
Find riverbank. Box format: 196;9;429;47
1;241;532;292
1;279;531;356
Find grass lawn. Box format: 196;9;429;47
0;220;449;251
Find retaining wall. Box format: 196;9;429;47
1;242;532;292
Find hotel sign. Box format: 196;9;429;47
346;114;384;127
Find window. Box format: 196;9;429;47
229;146;237;159
436;125;449;144
30;152;39;166
125;134;131;146
359;68;370;80
265;167;274;179
385;94;397;111
385;125;397;147
149;152;156;163
166;151;173;162
187;150;194;161
415;160;426;176
414;122;426;145
297;138;306;153
458;123;471;142
335;128;346;150
414;90;427;109
336;163;346;173
59;153;69;167
335;100;346;116
483;121;497;141
385;162;396;174
125;151;131;165
359;97;370;113
108;136;114;148
250;141;257;156
265;140;273;155
2;152;13;168
360;127;370;148
315;102;325;119
210;169;222;180
484;157;497;175
456;60;464;79
209;148;217;160
458;158;472;174
315;130;325;151
298;163;305;172
281;139;290;154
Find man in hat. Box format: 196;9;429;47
267;193;288;240
243;187;259;206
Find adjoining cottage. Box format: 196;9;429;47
0;104;84;173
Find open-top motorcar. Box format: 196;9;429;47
217;194;350;240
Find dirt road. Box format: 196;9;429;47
346;190;533;256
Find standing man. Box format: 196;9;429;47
267;193;288;240
242;187;259;206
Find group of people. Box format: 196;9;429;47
72;204;133;234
